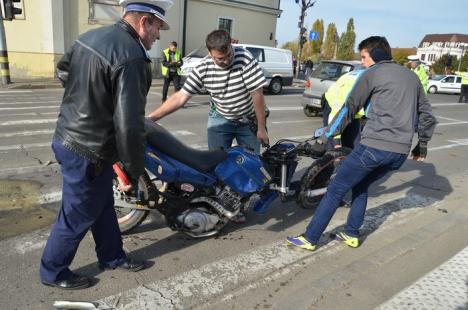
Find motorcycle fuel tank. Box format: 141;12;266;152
214;146;271;196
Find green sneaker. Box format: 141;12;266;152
286;234;316;251
334;232;360;248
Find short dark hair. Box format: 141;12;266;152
358;36;392;57
124;11;157;25
205;30;231;53
170;41;177;47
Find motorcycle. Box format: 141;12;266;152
112;120;350;237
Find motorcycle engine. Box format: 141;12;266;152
176;208;220;234
216;186;243;213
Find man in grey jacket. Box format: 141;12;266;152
287;36;437;251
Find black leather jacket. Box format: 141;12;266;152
54;20;152;181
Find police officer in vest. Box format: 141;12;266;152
161;41;183;102
455;67;468;104
408;55;428;94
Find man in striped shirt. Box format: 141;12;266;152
148;29;269;153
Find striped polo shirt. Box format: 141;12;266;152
181;46;267;120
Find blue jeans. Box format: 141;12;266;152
304;144;407;244
207;109;260;153
40;139;126;282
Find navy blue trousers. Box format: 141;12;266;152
40;139;126;282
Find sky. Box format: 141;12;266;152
276;0;468;49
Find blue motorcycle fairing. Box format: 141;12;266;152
144;145;217;186
214;146;270;196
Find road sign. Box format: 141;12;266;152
309;31;318;41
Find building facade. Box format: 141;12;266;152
3;0;281;78
416;33;468;66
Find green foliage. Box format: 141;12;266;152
336;18;356;60
392;49;413;65
322;23;338;60
281;41;299;58
431;54;468;74
309;19;324;55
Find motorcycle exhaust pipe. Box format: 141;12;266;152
306;187;327;197
190;197;239;220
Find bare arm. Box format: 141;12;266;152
251;88;269;145
147;90;191;121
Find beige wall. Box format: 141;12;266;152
3;0;280;78
185;0;278;55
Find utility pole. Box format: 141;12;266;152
295;0;316;78
0;13;11;85
457;43;466;72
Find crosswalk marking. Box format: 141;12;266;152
0;119;57;126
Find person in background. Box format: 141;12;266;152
455;67;468;104
287;36;436;252
161;41;183;102
408;55;428;93
39;0;173;290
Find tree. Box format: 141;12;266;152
309;19;324;55
337;18;356;60
432;53;468;74
392;48;415;65
322;23;338;60
282;41;299;58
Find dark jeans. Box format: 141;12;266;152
459;85;468;103
40;139;126;282
162;72;181;101
304;144;407;244
207;109;260;153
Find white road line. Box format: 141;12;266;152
431;103;465;106
0;142;51;151
437;116;465;122
429;138;468;151
0;119;56;126
172;130;195;136
0;90;33;94
0;129;54;138
0;100;61;105
0;163;58;177
378;246;468;310
272;120;310;124
437;121;468;126
0;111;58;117
0;106;58;111
269;107;303;111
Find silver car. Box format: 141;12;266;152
301;60;363;117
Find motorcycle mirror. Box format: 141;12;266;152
313;127;326;138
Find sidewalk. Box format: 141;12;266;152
1;78;166;90
2;77;305;90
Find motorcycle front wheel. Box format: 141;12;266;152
297;148;350;209
112;173;151;233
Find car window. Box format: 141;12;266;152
444;76;455;83
246;47;265;62
430;75;445;81
310;62;354;81
456;77;462;83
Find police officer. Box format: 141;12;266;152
455;67;468;103
161;41;183;102
408;55;428;93
39;0;173;290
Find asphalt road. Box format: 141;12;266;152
0;87;467;309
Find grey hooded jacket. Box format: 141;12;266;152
324;60;437;154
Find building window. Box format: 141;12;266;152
421;54;425;61
89;0;121;25
218;17;233;35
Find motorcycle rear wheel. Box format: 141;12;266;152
298;148;349;209
113;174;151;233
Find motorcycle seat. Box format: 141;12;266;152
145;119;228;172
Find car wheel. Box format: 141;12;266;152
428;86;437;94
303;107;318;117
269;78;283;95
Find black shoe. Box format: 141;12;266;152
102;258;146;272
42;273;90;290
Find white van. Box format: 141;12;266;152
180;44;294;95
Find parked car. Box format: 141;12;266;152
180;44;294;95
427;75;462;94
301;60;363;117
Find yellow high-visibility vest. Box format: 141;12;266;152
455;71;468;85
411;64;428;93
325;70;365;140
161;48;181;76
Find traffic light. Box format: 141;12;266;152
2;0;22;21
300;36;307;47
